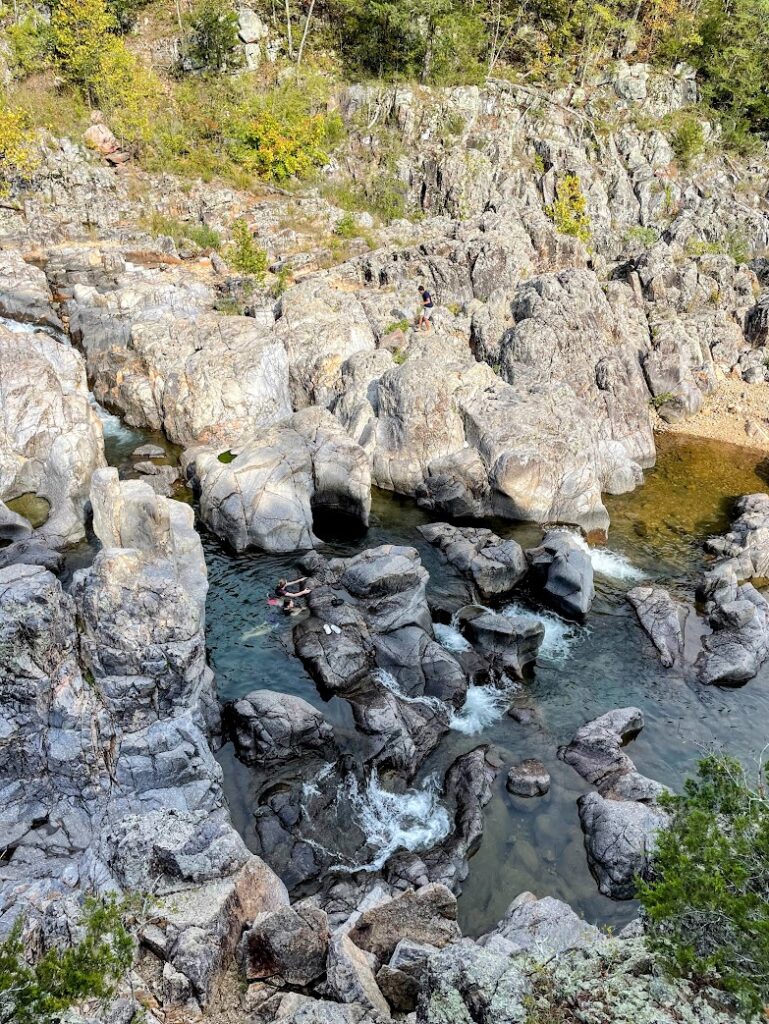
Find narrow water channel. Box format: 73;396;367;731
95;411;769;936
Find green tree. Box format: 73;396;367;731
638;754;769;1016
181;0;244;73
0;897;134;1024
0;100;39;196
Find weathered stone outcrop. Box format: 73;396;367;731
226;690;336;768
627;585;685;668
0;471;284;1010
454;604;544;677
418;522;527;598
0;322;105;546
187;407;371;553
527;530;595;620
478;891;600;957
560;709;669;899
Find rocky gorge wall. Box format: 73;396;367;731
0;58;768;1024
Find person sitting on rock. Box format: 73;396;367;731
275;576;311;599
417;284;434;332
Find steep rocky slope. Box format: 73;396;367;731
1;57;768;1024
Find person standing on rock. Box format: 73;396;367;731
417;284;434;332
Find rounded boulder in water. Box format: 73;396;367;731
506;759;551;798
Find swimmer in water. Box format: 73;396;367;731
275;576;311;599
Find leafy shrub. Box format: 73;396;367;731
0;896;134;1024
107;0;152;33
6;14;53;79
385;319;410;334
180;0;243;74
227;219;268;280
335;212;359;238
670;115;705;168
0;101;38;196
145;213;221;251
392;347;408;364
624;225;659;249
231;101;342;182
546;173;591;244
638;754;769;1015
49;0;161;146
684;237;723;258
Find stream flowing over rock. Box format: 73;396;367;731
2;54;769;1024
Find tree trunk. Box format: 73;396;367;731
296;0;316;66
285;0;294;57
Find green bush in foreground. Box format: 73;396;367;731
638;754;769;1016
227;219;268;281
0;896;134;1024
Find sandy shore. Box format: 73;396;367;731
654;370;769;454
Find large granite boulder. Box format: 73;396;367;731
454;604;544;677
349;884;460;963
578;791;669;899
418;522;527;598
417;941;530;1024
226;690;336;768
526;530;595;620
0;323;105;546
627;586;685;668
478;891;600;957
239;904;329;985
62;253;291;446
188;408;371;553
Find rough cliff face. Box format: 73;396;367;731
0;57;767;1024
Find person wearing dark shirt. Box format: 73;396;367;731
417;284;434;332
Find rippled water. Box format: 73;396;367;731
205;433;769;935
92;413;769;936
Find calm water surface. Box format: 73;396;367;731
100;418;769;936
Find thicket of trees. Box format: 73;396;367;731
639;754;769;1016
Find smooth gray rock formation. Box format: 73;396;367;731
527;530;595;620
705;493;769;581
240;904;329;985
696;568;769;685
0;499;32;542
349;674;450;778
0;537;63;573
0;323;105;546
478;891;600;957
560;708;669;900
349;884;460;963
188;408;371;553
455;604;544;677
0;249;63;329
0;470;286;1009
558;707;645;796
627;585;685;667
226;690;336;768
506;759;550;797
418;522;527;598
578;792;669;900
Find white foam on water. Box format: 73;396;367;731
89;396;142;448
502;601;584;663
301;761;335;801
371;668;448;714
589;547;647;582
449;683;511;735
341;769;451;872
433;622;472;652
568;531;646;582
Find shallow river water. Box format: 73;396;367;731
98;415;769;936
